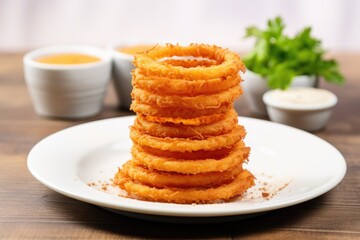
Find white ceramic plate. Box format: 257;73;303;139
28;116;346;220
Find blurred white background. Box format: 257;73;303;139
0;0;359;52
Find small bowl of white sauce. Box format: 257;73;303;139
263;87;338;132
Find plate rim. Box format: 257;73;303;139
27;116;347;217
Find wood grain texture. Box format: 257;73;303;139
0;52;359;239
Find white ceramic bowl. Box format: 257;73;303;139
24;45;112;119
111;43;165;109
241;70;318;116
110;48;134;110
263;87;338;132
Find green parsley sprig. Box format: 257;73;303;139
244;16;344;89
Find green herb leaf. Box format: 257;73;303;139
267;64;295;90
317;60;345;84
244;16;345;88
245;26;262;38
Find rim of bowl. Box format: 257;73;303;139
263;87;338;111
109;41;222;60
109;43;158;61
110;48;134;61
23;45;112;70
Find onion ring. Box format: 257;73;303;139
114;169;255;203
141;111;227;125
138;144;235;160
134;109;238;139
131;143;249;174
131;85;242;109
132;69;241;96
134;44;245;80
119;161;243;188
130;124;246;152
161;58;218;67
131;101;231;119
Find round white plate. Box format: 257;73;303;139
27;116;346;220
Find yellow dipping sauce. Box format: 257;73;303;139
117;45;154;55
36;53;100;64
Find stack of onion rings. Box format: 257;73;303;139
114;44;255;204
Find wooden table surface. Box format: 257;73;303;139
0;52;359;239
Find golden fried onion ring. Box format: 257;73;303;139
139;144;235;160
131;85;242;109
131;101;231;119
114;169;255;204
131;124;245;152
119;161;243;188
132;69;241;96
134;109;238;139
161;58;218;67
134;44;245;80
141;111;227;125
131;143;249;174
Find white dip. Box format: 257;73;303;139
263;87;338;110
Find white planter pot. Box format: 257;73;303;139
241;70;318;116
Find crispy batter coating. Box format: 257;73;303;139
133;109;238;139
114;170;255;204
134;44;245;79
161;58;218;67
138;144;235;160
141;111;227;125
130;124;246;152
131;85;242;109
132;69;241;96
119;161;243;188
130;101;231;119
131;143;249;174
